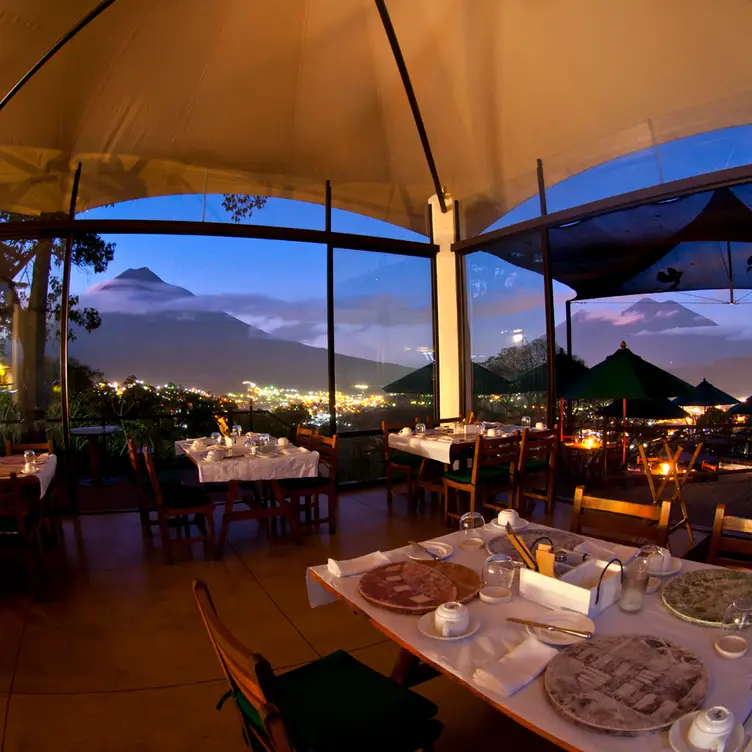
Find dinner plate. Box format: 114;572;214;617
649;558;683;577
668;711;744;752
525;611;595;647
488;519;529;533
417;613;480;641
405;541;454;562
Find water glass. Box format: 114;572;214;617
23;449;36;469
638;544;667;575
521;416;531;428
722;599;752;633
210;431;222;446
459;511;486;549
244;439;258;457
231;424;242;438
415;422;426;435
483;554;516;589
619;558;649;613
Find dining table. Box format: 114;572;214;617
0;453;57;498
175;437;319;554
307;523;752;752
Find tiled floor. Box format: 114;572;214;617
0;473;731;751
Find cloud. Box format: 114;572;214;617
633;324;752;341
579;308;647;326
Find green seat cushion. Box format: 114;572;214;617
524;458;549;472
277;476;330;492
444;465;511;485
232;650;440;752
389;450;423;468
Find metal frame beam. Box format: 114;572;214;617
0;218;438;258
452;163;752;255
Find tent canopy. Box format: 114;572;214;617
383;362;511;395
468;183;752;298
1;1;752;233
598;398;689;420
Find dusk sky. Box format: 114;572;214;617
70;125;752;370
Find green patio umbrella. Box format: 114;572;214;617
513;349;589;395
728;398;752;416
383;363;512;395
673;378;740;407
598;398;690;420
561;342;695;400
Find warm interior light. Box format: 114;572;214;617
583;436;599;449
659;462;671;475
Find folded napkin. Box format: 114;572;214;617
327;551;390;577
436;435;454;443
574;540;616;561
473;638;558;698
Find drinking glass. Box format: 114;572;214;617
23;449;36;468
210;432;222;446
521;416;531;428
459;511;486;549
231;424;242;438
483;554;516;590
638;544;667;575
244;439;258;457
722;599;752;633
415;422;426;435
619;557;649;613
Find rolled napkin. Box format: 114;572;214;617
473;638;559;698
328;551;390;577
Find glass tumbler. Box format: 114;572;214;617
483;554;517;590
23;449;36;470
415;422;426;435
459;511;486;549
722;599;752;633
210;432;222;446
619;557;649;613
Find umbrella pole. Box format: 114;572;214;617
622;398;627;468
559;398;564;440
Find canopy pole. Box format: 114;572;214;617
565;298;573;437
536;159;557;431
0;0;118;114
374;0;447;213
326;180;336;436
728;241;734;304
60;163;83;512
622;398;627;468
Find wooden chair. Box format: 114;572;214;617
707;504;752;569
444;434;521;526
143;448;216;564
294;426;318;449
382;420;423;509
277;434;338;534
571;486;671;548
0;473;45;596
193;580;442;752
517;429;558;518
5;439;54;456
126;436;157;535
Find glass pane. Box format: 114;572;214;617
333;249;434;434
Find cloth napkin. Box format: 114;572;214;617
327;551;390;577
473;638;558;698
436;435;454;443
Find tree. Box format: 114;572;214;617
0;211;114;436
221;194;268;223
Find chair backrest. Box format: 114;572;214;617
142;447;165;507
295;426;318;448
5;439;53;456
125;436;144;483
708;504;752;569
0;473;36;535
193;580;292;752
381;419;417;460
471;433;521;485
571;486;671;547
312;434;338;482
519;429;558;472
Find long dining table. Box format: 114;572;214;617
175;438;319;553
0;453;57;498
306;523;752;751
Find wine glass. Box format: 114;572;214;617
482;553;516;590
459;511;486;549
210;431;222;446
722;599;752;633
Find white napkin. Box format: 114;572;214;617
473;638;558;698
574;540;616;561
327;551;390;577
437;435;454;443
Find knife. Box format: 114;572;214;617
506;617;593;639
409;540;440;560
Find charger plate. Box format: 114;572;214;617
662;569;752;626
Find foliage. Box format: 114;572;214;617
221;194;268;223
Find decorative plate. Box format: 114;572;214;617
358;560;481;615
486;527;584;561
662;569;752;626
544;634;708;735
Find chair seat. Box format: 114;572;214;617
277;476;331;492
389;450;423;468
234;650;441;752
444;465;511;485
521;458;549;473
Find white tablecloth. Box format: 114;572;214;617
175;441;318;483
307;525;752;752
0;454;57;498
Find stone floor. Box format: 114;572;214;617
0;473;744;751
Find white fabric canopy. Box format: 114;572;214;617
1;0;751;234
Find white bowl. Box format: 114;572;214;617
715;635;748;659
277;437;290;448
